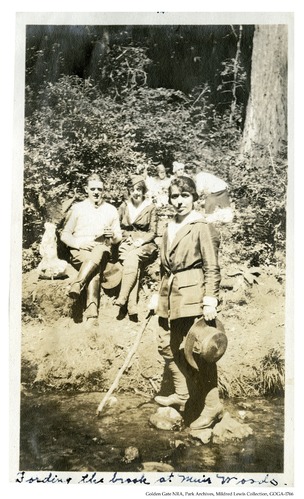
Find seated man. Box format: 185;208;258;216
187;161;234;223
61;173;122;320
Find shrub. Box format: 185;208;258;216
23;74;214;248
23;41;287;273
257;348;285;396
210;145;287;267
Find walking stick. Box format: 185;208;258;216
96;311;153;416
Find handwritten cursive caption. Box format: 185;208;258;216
15;471;288;487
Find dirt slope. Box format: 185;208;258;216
21;263;285;398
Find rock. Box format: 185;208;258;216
122;446;141;464
189;428;213;444
212;412;253;443
237;401;254;410
149;417;177;431
37;222;69;279
106;396;118;408
149;407;183;430
174;439;184;448
141;462;174;472
238;410;254;420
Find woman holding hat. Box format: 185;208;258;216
115;175;158;321
155;175;225;429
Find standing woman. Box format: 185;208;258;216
115;175;158;321
155;175;223;429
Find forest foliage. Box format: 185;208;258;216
23;26;287;272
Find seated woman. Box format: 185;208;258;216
115;175;158;321
171;161;185;180
136;164;155;201
149;163;171;207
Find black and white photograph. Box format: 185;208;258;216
7;8;296;492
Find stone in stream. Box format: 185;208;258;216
212;412;253;443
190;412;253;444
122;446;141;464
189;428;213;444
149;407;183;430
141;462;175;472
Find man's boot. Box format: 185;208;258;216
189;387;223;430
83;273;100;319
155;360;189;410
115;265;138;308
69;260;98;299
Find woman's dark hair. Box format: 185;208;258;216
169;176;198;202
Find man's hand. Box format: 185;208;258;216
202;305;217;321
103;226;114;239
79;241;96;251
94;227;114;243
133;238;144;248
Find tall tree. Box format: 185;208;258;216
242;25;287;158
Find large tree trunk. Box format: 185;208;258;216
242;25;287;158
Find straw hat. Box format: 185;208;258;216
184;317;228;368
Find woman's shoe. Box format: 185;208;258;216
154;393;188;410
68;282;82;299
83;302;98;320
129;313;138;323
189;403;223;430
114;298;126;307
116;303;128;320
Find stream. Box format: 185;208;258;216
19;391;284;473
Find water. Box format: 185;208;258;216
19;392;284;473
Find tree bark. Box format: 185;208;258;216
230;25;243;123
242;25;288;158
